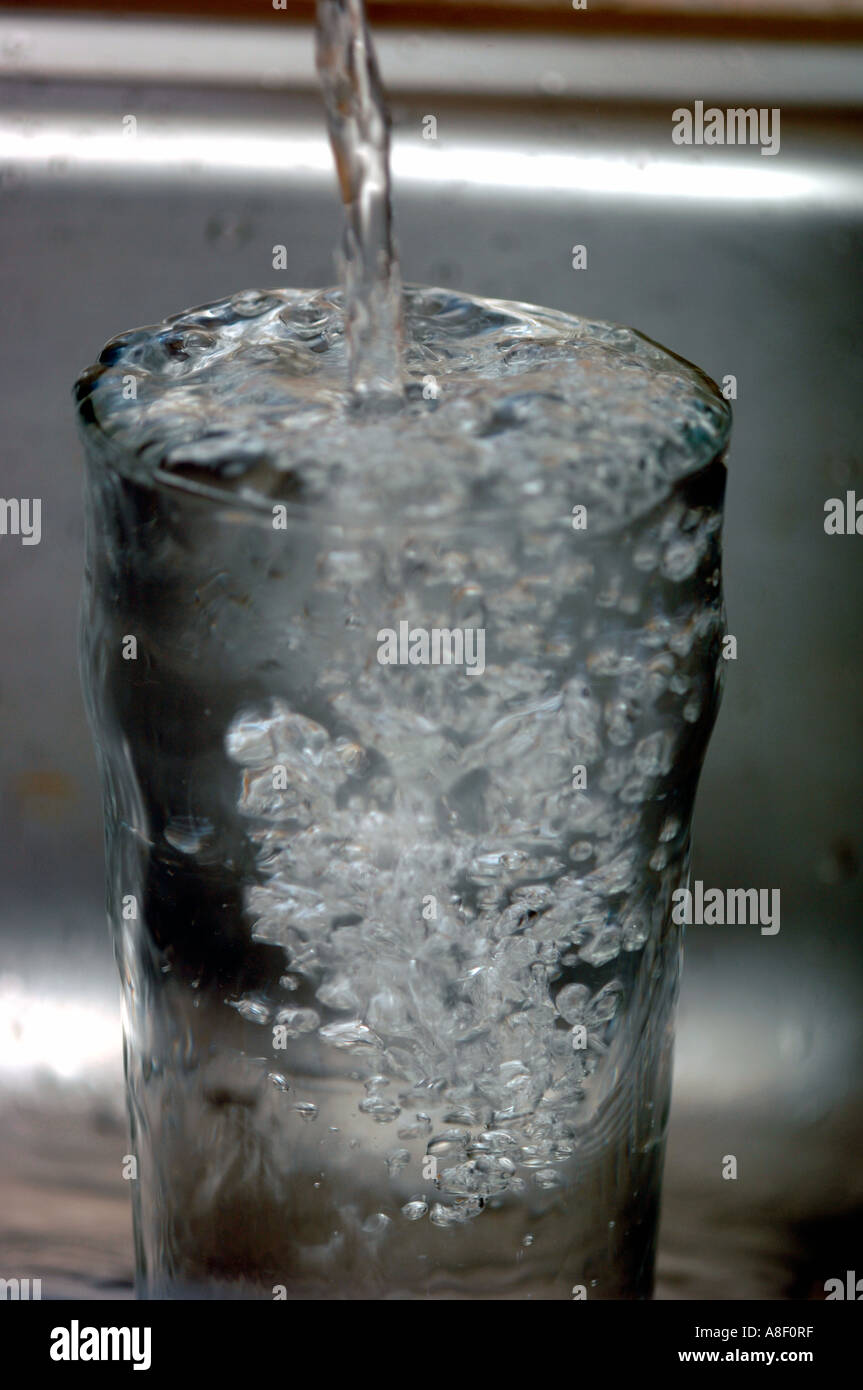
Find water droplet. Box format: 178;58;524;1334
683;697;701;723
659;815;680;842
225;708;278;766
579;925;621;967
662;538;703;581
386;1148;411;1176
555;983;590;1024
362;1212;392;1235
358;1096;401;1122
534;1168;563;1190
231;997;270;1024
163;816;213;854
319;1020;381;1051
634;730;673;778
427;1132;469;1160
274;1006;320;1036
401;1198;428;1221
398;1114;433;1140
429;1198;484;1227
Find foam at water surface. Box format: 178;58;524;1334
75;285;730;529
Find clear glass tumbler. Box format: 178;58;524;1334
77;287;729;1299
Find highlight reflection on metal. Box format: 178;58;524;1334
0;979;120;1087
1;16;862;108
2;118;853;208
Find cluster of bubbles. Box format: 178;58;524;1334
76;285;729;531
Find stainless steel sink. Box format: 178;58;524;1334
1;12;861;1299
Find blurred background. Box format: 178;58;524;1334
0;0;861;1299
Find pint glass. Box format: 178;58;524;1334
76;285;730;1299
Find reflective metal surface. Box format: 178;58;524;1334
0;14;861;1298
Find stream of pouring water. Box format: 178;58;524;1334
315;0;405;407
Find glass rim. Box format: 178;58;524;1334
74;296;732;539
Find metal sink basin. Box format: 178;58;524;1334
1;12;861;1299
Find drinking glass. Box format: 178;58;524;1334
77;288;729;1299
